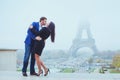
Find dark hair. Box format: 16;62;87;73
40;17;47;22
48;22;55;42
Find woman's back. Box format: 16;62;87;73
38;27;51;40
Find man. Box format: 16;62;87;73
22;17;47;76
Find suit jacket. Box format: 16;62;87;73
24;22;40;45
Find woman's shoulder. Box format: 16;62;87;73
42;27;47;29
42;27;48;30
42;27;50;32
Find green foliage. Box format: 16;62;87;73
112;53;120;69
110;69;120;73
60;68;76;73
99;68;104;74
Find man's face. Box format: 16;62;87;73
41;19;47;26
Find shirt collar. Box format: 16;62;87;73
39;22;41;27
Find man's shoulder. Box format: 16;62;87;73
32;22;39;25
32;22;39;28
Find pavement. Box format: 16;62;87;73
0;71;120;80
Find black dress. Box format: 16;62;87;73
30;27;51;56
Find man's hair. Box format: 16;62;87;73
40;17;47;22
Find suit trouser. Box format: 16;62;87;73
22;44;35;73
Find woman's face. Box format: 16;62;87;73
46;22;50;27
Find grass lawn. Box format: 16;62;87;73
17;68;30;72
60;68;76;73
110;69;120;73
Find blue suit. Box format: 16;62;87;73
24;22;40;45
22;22;40;74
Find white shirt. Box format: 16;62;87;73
39;22;42;31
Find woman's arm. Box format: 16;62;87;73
29;25;43;35
29;25;40;36
29;26;43;41
30;27;39;36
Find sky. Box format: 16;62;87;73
0;0;120;51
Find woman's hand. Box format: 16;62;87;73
29;25;33;29
35;36;42;41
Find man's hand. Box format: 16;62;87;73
35;36;42;41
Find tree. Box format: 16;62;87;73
112;53;120;70
88;57;93;71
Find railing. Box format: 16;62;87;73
0;49;17;71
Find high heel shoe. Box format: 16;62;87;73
37;70;43;76
44;68;50;76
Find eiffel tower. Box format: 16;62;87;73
69;22;98;57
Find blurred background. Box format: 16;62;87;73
0;0;120;73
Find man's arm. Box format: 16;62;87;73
27;25;35;39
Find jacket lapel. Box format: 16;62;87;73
36;22;39;31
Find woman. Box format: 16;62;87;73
29;22;55;76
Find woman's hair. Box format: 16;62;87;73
48;22;55;42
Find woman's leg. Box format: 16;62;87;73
39;57;47;72
35;53;42;74
39;57;50;76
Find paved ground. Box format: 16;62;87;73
0;71;120;80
